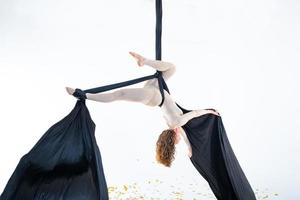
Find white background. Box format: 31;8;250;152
0;0;299;199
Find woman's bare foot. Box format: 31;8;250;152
129;51;145;67
66;87;75;95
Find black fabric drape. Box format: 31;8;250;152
0;100;108;200
0;68;166;200
177;108;257;200
0;0;256;199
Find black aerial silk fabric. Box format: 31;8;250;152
0;0;256;199
0;70;257;200
0;69;165;200
0;100;108;200
153;70;256;200
175;105;257;200
181;112;256;200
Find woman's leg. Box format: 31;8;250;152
86;88;158;106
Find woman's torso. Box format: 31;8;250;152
143;78;193;151
143;79;184;128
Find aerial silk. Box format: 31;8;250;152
0;71;164;200
0;100;109;200
181;109;257;200
1;0;256;199
153;72;256;200
154;0;257;198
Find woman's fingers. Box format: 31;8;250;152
215;111;220;116
205;108;220;116
209;110;220;116
214;111;221;116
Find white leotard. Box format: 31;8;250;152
85;58;203;151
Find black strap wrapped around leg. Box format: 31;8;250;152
72;73;159;100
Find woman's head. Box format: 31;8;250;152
155;127;181;167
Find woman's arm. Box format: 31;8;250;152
179;129;193;158
175;109;220;127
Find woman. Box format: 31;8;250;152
66;52;256;200
66;51;220;162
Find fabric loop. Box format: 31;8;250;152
73;88;87;100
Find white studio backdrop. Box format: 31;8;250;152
0;0;299;199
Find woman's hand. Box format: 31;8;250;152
129;51;145;67
187;147;192;158
195;109;220;117
205;108;220;116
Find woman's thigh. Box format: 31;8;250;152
113;88;160;106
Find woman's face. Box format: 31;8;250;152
174;127;181;144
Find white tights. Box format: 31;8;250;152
85;58;175;107
86;87;160;107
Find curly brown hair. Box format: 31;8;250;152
155;129;176;167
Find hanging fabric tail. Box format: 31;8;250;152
0;73;162;200
182;113;257;200
0;100;109;200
